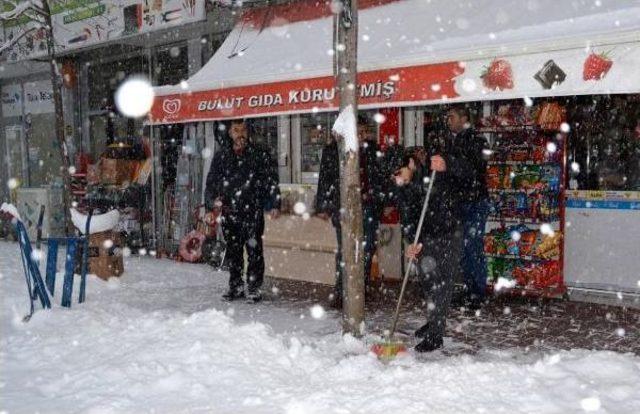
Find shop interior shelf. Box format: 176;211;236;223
487;160;556;166
487;216;559;224
485;253;559;261
488;188;556;194
477;125;540;133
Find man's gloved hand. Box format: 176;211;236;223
268;209;280;220
405;243;423;260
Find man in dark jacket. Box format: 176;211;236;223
393;110;481;352
315;115;385;306
446;107;490;309
205;119;280;303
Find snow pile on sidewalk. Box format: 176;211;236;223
1;241;639;413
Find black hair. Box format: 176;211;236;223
357;113;370;125
448;105;471;121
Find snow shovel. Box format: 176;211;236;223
372;169;436;360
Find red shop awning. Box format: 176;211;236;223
149;0;640;124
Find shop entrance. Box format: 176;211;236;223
4;125;26;187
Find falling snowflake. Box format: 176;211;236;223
310;305;325;319
114;77;154;118
293;202;307;215
462;78;477;92
373;113;386;124
7;178;19;190
540;223;555;236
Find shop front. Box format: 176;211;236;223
149;0;640;304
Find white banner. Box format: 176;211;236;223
1;83;22;117
1;0;206;61
23;80;54;114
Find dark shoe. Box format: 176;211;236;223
414;335;444;353
414;322;430;338
222;289;245;301
467;296;484;311
246;291;262;304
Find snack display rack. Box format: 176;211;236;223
480;101;567;298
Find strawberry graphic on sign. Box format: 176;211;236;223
481;59;514;91
583;51;613;81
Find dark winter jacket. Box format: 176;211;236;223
455;128;489;204
381;144;405;205
315;140;341;217
315;139;385;220
205;142;280;218
396;131;483;242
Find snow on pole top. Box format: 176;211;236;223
332;105;358;153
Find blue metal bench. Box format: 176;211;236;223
13;207;92;321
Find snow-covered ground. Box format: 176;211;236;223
1;240;639;414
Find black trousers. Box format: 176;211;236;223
414;229;462;340
332;203;380;297
221;211;265;293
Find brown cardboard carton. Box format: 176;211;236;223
89;230;122;257
101;158;137;185
89;255;124;280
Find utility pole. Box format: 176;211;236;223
334;0;364;337
41;0;73;234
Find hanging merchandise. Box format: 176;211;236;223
536;102;567;130
179;230;206;262
480;99;566;297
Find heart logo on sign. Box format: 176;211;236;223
163;99;181;115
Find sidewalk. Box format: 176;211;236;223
266;277;640;355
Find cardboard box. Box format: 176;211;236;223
89;255;124;280
89;230;122;257
101;158;137;185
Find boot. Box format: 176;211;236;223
414;334;444;353
246;290;262;304
222;288;245;302
414;322;430;338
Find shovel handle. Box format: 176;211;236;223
388;169;436;339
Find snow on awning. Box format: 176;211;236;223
149;0;640;124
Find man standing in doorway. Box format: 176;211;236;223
446;106;489;309
205;119;281;303
316;114;384;307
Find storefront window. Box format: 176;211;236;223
154;44;189;86
88;55;148;112
87;55;149;158
567;95;640;191
300;113;334;179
